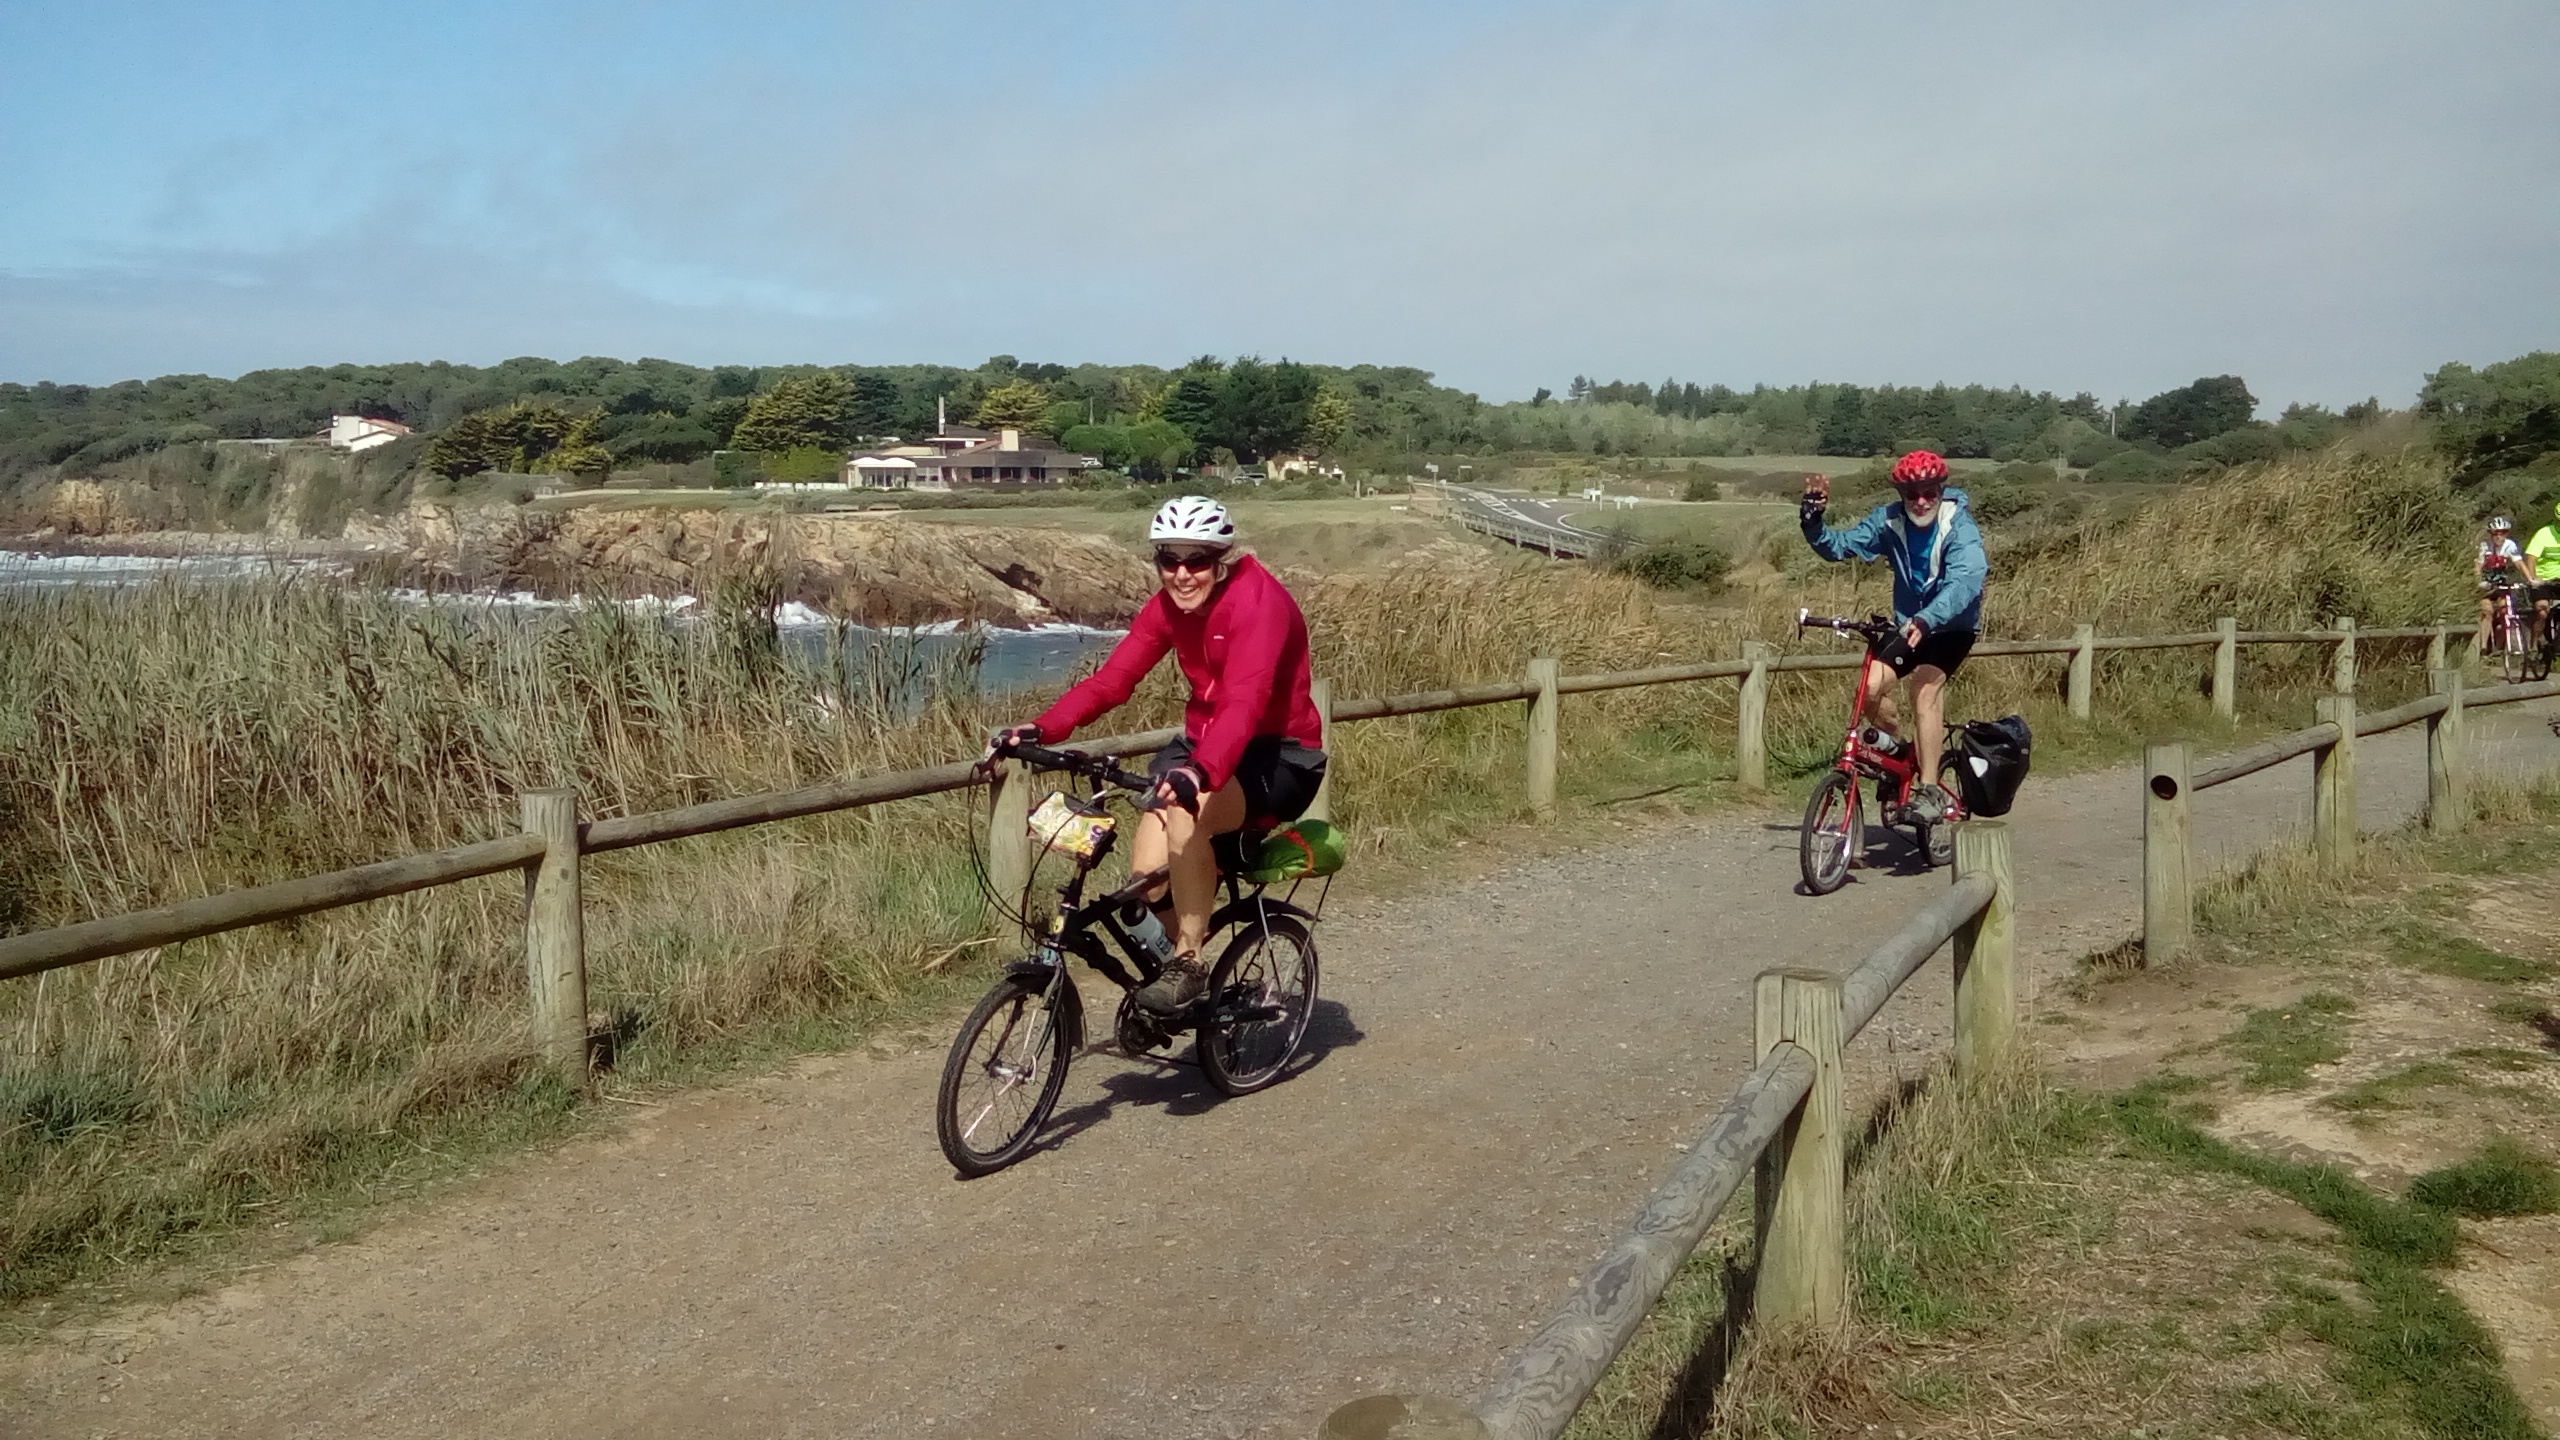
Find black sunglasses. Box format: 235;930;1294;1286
1154;549;1225;574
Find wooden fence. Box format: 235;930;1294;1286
0;616;2449;1056
0;610;2480;1437
2139;670;2560;964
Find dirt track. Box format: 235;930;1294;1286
8;704;2558;1440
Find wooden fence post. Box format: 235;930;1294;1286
1736;641;1773;791
1526;657;1560;821
1305;677;1336;824
2313;694;2357;870
2426;626;2448;677
2212;617;2238;722
2332;616;2358;695
2428;668;2466;834
521;789;589;1082
1952;821;2016;1072
988;758;1032;913
2142;745;2192;967
2068;623;2095;720
1754;967;1844;1327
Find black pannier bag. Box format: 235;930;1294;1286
1952;715;2032;817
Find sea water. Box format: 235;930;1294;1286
0;550;1123;699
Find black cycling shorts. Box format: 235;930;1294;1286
1150;735;1328;828
1874;627;1977;679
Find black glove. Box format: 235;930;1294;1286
987;724;1041;758
1154;762;1208;814
1799;493;1828;524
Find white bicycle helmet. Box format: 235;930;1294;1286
1149;495;1236;546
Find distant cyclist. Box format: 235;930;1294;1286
2478;515;2529;654
2523;506;2560;637
991;496;1326;1015
1800;451;1988;823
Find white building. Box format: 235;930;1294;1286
323;415;413;452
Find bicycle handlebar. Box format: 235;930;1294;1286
990;740;1159;799
1797;609;1899;644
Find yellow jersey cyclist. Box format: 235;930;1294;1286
2523;506;2560;637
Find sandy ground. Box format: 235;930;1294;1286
6;703;2556;1440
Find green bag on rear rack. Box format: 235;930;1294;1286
1241;819;1347;884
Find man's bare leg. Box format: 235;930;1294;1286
1861;657;1902;739
1912;665;1951;790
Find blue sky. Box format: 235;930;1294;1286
2;0;2554;408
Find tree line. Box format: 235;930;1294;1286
7;348;2553;494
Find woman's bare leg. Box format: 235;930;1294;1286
1135;778;1247;955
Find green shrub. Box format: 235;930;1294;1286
2090;448;2172;483
1613;542;1731;591
2410;1139;2560;1218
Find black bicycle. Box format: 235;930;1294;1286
934;741;1328;1177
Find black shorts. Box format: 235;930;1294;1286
1151;736;1328;828
1875;627;1976;679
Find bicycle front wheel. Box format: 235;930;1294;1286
1800;770;1862;895
2505;612;2531;683
1199;914;1319;1096
936;974;1073;1177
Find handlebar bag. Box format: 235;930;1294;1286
1952;715;2033;817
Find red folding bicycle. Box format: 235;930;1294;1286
1795;610;1968;895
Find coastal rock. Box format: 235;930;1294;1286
342;504;1153;627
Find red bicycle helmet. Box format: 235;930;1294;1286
1890;450;1949;487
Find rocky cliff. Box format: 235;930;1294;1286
340;504;1155;627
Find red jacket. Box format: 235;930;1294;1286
1034;554;1321;790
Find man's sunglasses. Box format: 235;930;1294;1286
1895;483;1944;500
1154;548;1226;574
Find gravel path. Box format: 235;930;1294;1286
9;703;2557;1440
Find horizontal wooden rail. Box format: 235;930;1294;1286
0;833;547;982
0;616;2465;979
2192;722;2343;790
1393;832;2010;1440
1328;679;1542;722
2189;675;2560;791
1555;658;1750;694
2091;632;2222;651
1840;874;1999;1040
1469;1044;1817;1440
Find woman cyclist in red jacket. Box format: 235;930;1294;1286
994;496;1326;1014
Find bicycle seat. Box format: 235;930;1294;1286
1210;825;1273;878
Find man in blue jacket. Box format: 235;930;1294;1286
1800;450;1988;822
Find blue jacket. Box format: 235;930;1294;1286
1800;487;1987;634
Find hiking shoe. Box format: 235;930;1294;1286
1905;783;1950;824
1136;953;1208;1015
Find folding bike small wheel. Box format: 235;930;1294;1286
1800;770;1863;895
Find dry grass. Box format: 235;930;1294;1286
0;443;2482;1311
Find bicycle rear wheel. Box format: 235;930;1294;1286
936;973;1073;1177
1200;914;1319;1096
1800;770;1862;895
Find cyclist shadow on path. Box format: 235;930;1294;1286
1018;998;1368;1163
1763;821;1941;894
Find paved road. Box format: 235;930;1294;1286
1446;485;1612;557
9;703;2558;1440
